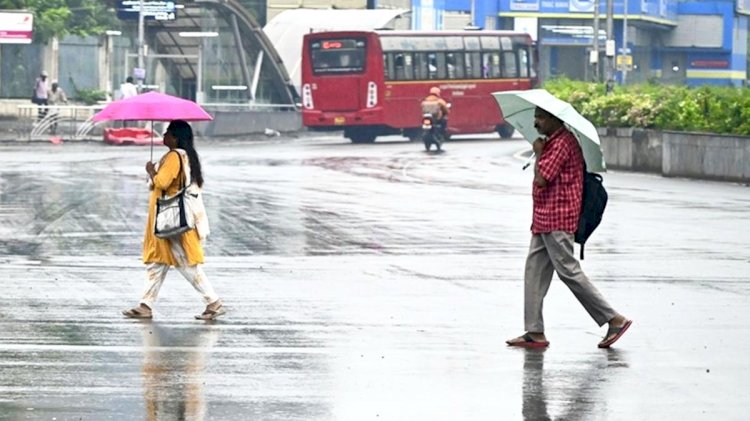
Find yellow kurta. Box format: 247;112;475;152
142;150;204;266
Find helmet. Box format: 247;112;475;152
40;70;48;77
429;87;441;96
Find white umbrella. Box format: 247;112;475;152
492;89;606;172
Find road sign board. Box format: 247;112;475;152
117;1;177;21
616;55;633;71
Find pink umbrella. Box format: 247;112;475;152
92;91;213;160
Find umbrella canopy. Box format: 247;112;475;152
92;91;213;122
492;89;606;172
92;91;213;161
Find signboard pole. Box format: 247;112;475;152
605;0;614;93
592;0;600;82
622;0;629;84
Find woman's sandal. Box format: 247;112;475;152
122;306;152;319
195;304;226;320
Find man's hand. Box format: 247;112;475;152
532;137;545;156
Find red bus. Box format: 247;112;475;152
301;30;538;143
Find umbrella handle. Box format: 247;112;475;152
522;152;535;170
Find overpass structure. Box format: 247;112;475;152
132;0;298;105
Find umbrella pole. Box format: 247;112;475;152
522;153;535;170
150;120;153;162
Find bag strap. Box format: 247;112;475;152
161;150;186;193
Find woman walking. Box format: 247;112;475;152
122;120;225;320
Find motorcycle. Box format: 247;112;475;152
421;113;444;152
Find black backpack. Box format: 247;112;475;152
574;166;608;260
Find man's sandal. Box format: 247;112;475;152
122;306;152;319
598;320;633;348
506;333;550;349
195;305;226;321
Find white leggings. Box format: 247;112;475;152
140;240;219;308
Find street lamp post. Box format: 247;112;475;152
592;0;600;82
179;32;219;104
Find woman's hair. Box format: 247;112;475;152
166;119;204;187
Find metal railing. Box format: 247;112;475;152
14;101;300;142
16;104;103;141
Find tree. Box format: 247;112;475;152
0;0;120;43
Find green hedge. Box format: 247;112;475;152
544;78;750;136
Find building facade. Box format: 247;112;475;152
437;0;750;86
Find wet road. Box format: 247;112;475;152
0;135;748;420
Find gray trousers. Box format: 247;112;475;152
524;231;616;332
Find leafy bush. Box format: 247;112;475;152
543;77;750;135
75;88;107;105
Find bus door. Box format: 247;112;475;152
511;36;537;89
309;38;367;111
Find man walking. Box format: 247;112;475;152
506;106;631;349
33;70;49;121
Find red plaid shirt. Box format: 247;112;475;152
531;127;584;234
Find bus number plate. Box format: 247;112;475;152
334;116;345;125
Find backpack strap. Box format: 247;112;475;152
579;160;587;260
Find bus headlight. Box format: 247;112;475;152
366;81;377;108
302;84;314;109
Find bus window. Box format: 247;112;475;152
480;36;500;51
502;51;518;78
517;49;529;78
466;52;481;79
414;53;429;80
311;38;366;75
384;54;393;80
426;52;443;79
482;52;501;78
515;42;537;78
394;53;404;79
464;36;481;51
446;52;464;79
403;53;414;80
394;53;415;80
435;53;447;79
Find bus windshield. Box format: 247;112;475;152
311;38;366;75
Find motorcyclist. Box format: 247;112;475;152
420;86;449;141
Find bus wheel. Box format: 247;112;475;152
346;128;377;143
497;123;515;139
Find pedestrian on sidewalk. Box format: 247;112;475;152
47;80;68;134
118;76;138;100
122;120;225;320
32;70;49;121
506;106;631;349
117;77;138;128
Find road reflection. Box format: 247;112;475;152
139;323;221;421
522;349;551;421
522;348;628;420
